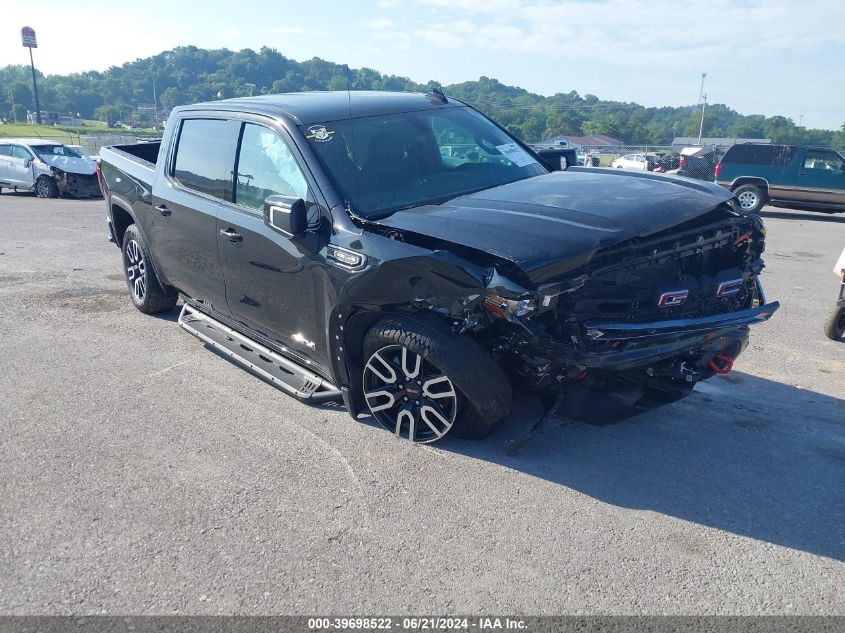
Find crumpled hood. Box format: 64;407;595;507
377;169;735;284
38;154;97;175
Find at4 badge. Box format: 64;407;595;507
305;124;335;142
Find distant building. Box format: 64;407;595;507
26;111;83;127
540;134;624;147
672;137;771;148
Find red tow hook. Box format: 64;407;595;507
708;353;734;375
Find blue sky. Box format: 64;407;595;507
4;0;843;129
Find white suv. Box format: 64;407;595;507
0;139;100;198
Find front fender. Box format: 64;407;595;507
325;245;489;409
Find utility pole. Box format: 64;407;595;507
9;88;17;124
21;27;41;125
151;69;158;126
696;72;707;145
698;93;707;145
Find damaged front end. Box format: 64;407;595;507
51;168;101;198
470;208;779;408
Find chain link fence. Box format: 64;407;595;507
4;129;158;156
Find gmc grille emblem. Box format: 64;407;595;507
658;290;689;307
716;278;744;297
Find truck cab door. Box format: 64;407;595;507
149;117;241;315
795;149;845;206
216;122;330;371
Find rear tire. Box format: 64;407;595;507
35;175;58;199
733;184;766;213
362;315;512;442
823;307;845;341
121;224;178;314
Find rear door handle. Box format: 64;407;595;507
155;204;172;217
219;228;243;243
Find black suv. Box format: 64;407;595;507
99;91;778;443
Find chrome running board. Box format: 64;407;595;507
178;304;341;403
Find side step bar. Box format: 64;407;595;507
178;304;342;403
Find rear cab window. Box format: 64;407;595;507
171;118;241;200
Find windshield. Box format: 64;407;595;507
31;144;83;159
301;106;547;218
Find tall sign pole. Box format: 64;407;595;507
21;26;42;125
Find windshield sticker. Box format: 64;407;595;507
495;142;538;167
305;124;335;143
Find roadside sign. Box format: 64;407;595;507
21;26;37;48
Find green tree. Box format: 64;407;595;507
94;104;121;126
832;123;845;150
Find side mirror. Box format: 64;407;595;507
536;148;567;171
264;195;308;238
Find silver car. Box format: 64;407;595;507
0;138;100;198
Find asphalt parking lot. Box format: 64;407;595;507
0;193;843;615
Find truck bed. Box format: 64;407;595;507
107;141;161;165
99;141;161;192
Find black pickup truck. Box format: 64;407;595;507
99;91;778;443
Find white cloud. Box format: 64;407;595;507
264;26;305;34
412;0;844;71
367;18;397;30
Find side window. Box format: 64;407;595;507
11;146;32;160
172;118;241;200
234;123;310;212
804;150;842;171
0;145;10;157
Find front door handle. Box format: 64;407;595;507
219;228;243;243
155;204;172;217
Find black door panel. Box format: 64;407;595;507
217;205;328;369
148;117;241;312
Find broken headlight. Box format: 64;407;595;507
483;292;536;321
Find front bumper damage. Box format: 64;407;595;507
580;301;779;370
53;171;101;198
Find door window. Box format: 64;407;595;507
803;150;843;171
10;146;33;160
0;145;10;157
172;118;241;200
234;123;310;212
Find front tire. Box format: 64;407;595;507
823;307;845;341
362;315;512;443
35;176;58;199
733;184;766;213
121;224;178;314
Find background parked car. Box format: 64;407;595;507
715;144;845;213
678;146;722;181
653;151;681;172
0;139;101;198
610;153;653;170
